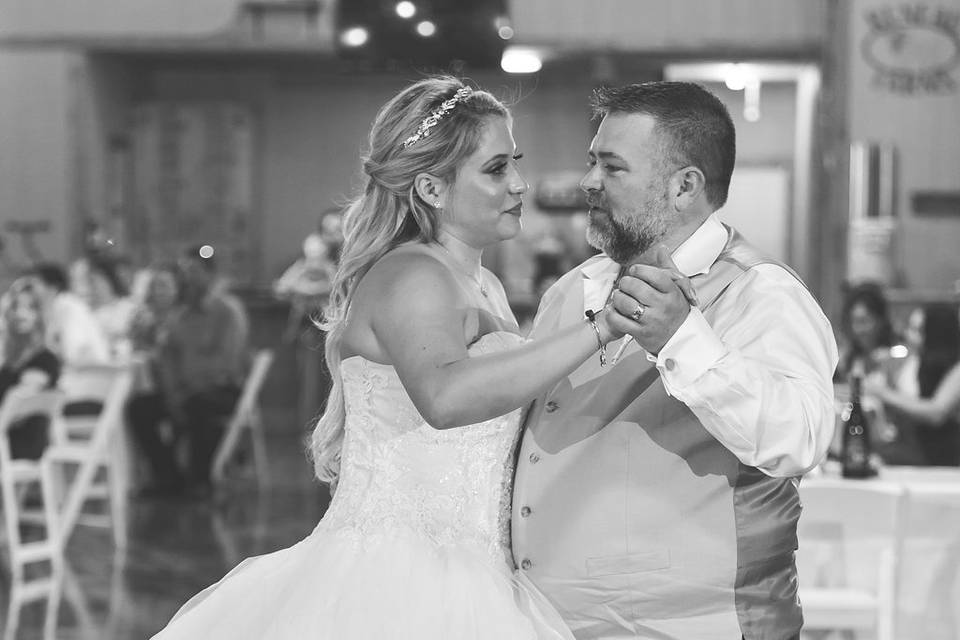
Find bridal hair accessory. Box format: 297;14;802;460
402;87;473;148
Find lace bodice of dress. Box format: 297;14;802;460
318;331;525;566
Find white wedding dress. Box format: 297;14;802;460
152;331;573;639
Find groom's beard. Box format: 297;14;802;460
586;194;670;265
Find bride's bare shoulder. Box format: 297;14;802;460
344;244;465;361
362;243;455;293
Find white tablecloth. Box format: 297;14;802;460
802;466;960;639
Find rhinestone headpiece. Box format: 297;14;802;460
402;86;473;149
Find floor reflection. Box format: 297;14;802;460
1;435;330;640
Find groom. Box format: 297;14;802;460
512;82;838;639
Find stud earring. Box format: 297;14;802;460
434;201;441;208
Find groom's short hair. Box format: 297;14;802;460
591;81;736;210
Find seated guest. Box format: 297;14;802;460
128;264;181;355
836;281;897;382
867;303;960;466
87;258;138;360
125;263;184;495
30;262;110;365
858;305;926;465
0;277;61;459
156;247;250;495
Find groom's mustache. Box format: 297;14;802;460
585;195;607;210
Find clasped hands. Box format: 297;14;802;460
596;245;698;356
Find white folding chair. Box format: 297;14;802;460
56;363;129;440
2;558;96;640
0;388;65;602
797;479;907;640
211;349;274;488
41;364;134;550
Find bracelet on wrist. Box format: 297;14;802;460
584;309;607;367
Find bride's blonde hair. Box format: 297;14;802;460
309;76;509;484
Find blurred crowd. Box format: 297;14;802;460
1;248;247;500
0;210;344;501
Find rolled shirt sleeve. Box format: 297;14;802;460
654;264;839;477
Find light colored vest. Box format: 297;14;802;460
512;230;803;640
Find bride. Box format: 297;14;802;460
151;77;632;639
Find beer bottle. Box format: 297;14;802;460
841;373;877;478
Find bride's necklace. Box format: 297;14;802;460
435;240;488;298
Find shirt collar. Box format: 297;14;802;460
579;212;729;280
671;212;728;277
580;255;622;281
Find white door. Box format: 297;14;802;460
719;165;792;264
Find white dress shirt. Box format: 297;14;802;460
50;291;111;365
582;214;839;477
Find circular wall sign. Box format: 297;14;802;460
861;6;960;94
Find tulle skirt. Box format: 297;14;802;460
151;525;573;639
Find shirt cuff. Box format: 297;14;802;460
654;307;728;391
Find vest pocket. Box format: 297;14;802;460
585;549;671;576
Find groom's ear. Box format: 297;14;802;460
414;173;448;208
671;166;706;212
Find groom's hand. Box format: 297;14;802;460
607;245;696;355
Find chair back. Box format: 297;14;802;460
0;388;65;581
0;388;66;465
57;363;132;440
210;349;274;485
0;388;66;436
75;366;134;453
42;365;134;549
236;350;274;419
797;479;906;593
59;364;129;404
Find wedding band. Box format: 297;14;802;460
631;304;646;322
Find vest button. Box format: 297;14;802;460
545;401;559;413
520;558;532;570
520;506;532;517
528;452;540;464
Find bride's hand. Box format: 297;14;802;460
594;309;626;344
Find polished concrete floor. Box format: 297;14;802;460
5;433;960;639
1;433;331;640
1;307;333;639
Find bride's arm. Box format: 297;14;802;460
366;253;619;430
